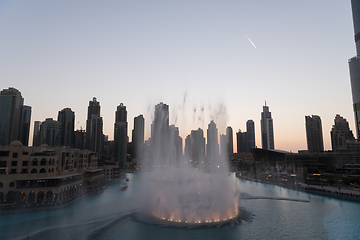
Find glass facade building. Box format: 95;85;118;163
349;0;360;139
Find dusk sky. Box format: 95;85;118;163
0;1;356;152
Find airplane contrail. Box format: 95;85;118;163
245;35;257;49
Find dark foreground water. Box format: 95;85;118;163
0;173;360;240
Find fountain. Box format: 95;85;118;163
137;102;246;227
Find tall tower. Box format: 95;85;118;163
236;130;247;153
261;102;274;150
85;97;103;155
305;115;324;153
132;114;145;160
246;120;255;151
206;120;219;160
39;118;62;147
0;87;31;145
226;126;233;155
32;121;41;146
349;0;360;139
151;102;169;161
58;108;75;147
330;114;355;151
114;103;128;167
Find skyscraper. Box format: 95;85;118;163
226;126;233;155
132;114;144;160
85;97;103;155
349;0;360;139
151;102;169;161
236;130;247;153
305;115;324;153
261;103;274;150
114;103;127;167
246;120;255;151
19;105;31;146
58;108;75;147
32;121;41;146
39;118;62;147
330;114;355;151
206;120;219;160
0;87;31;146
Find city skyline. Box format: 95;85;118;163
0;1;356;152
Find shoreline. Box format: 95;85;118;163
237;175;360;203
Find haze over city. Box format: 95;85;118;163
0;1;356;152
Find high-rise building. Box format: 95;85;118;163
305;115;324;153
330;114;355;151
58;108;75;147
226;126;233;155
74;129;86;150
114;103;128;167
132;115;145;160
220;134;227;155
261;103;274;150
32;121;41;146
185;128;205;167
151;102;169;161
85;97;103;155
0;87;31;146
246;120;255;151
206;120;219;160
349;0;360;139
236;130;247;153
169;124;182;164
39;118;62;147
19;105;31;146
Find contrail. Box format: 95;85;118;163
245;35;257;49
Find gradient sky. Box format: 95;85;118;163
0;1;356;152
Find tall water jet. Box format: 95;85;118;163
138;102;241;227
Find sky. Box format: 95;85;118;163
0;0;356;153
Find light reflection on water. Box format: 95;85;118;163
0;173;360;240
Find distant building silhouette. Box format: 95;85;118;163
261;102;274;150
0;87;31;146
74;129;86;150
226;126;233;155
349;0;360;139
114;103;127;167
330;114;355;151
246;120;255;151
305;115;324;153
58;108;75;147
236;130;247;153
151;102;169;161
85;97;103;156
32;121;41;146
19;105;31;146
185;128;205;167
132;115;144;160
220;134;227;155
39;118;61;147
169;124;182;164
206;120;219;160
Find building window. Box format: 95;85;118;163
23;152;28;155
10;169;17;174
9;182;15;187
32;159;38;166
0;161;6;167
11;161;17;167
40;158;46;166
22;161;28;166
0;182;3;187
39;168;46;173
31;168;37;173
0;169;6;174
21;169;28;174
12;152;18;158
0;151;9;156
